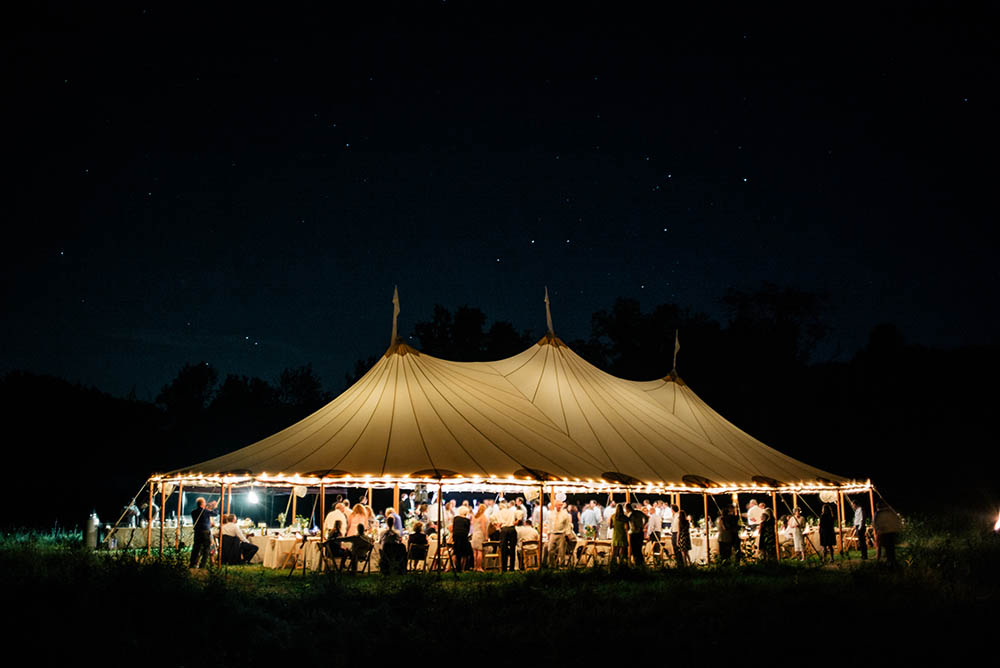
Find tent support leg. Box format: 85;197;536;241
437;481;443;574
146;483;153;557
771;491;780;561
836;490;845;557
159;484;166;558
176;482;183;550
703;492;710;565
218;483;225;568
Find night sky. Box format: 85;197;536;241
4;3;997;399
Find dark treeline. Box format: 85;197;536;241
2;285;997;529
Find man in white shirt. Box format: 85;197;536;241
746;499;763;531
497;502;518;572
324;503;349;537
221;514;259;564
581;500;599;536
515;519;540;569
547;501;574;567
602;501;616;539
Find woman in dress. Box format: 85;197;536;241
676;511;691;567
788;507;805;561
818;504;836;563
346;503;369;539
757;504;776;560
610;503;629;567
470;503;489;571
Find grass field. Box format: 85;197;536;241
3;512;996;663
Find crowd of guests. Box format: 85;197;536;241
302;492;905;573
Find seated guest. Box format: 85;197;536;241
324;520;350;566
515;519;539;570
221;514;259;564
379;522;407;575
407;521;429;564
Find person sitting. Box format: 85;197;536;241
379;523;407;575
407;521;430;568
323;520;350;569
220;514;259;565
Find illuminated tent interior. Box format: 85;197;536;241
150;291;869;500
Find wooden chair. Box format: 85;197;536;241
429;542;455;572
482;541;501;571
519;539;540;570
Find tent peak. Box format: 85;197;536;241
384;341;420;357
537;333;567;348
663;369;687;386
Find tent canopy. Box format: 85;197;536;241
162;334;863;494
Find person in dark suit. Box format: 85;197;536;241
189;497;218;568
451;506;473;572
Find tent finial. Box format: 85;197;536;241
544;286;554;336
671;329;680;375
390;286;400;346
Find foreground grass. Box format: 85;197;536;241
3;515;996;662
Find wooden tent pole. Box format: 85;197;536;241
291;490;297;528
159;483;166;558
146;483;153;557
218;483;225;568
436;481;443;573
176;482;183;549
868;486;876;554
702;492;710;564
320;484;326;538
771;490;780;561
836;490;845;556
393;482;400;518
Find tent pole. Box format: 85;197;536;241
291;491;297;528
771;490;780;561
176;482;183;550
159;483;166;558
836;490;845;556
320;484;326;538
702;492;710;565
393;482;400;519
436;481;443;574
146;483;153;557
218;483;225;568
868;486;876;555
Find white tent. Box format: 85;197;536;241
159;333;865;496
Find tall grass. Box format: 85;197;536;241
1;515;996;660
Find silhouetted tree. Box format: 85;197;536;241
278;364;329;413
156;362;218;424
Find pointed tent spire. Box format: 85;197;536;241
544;286;554;336
671;329;680;375
390;286;400;346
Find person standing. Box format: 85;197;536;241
610;504;629;567
757;502;776;561
497;502;518;572
189;497;218;569
788;507;805;561
819;504;836;563
450;506;472;572
547;501;574;567
675;509;691;567
716;505;739;564
850;498;868;560
470;503;489;572
627;503;646;567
